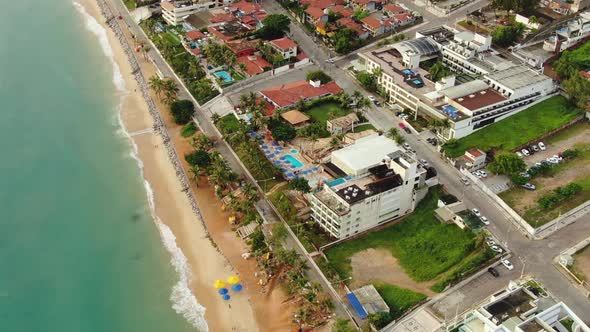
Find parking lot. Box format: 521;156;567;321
430;257;520;319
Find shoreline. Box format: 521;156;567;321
76;0;260;331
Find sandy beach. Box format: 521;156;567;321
78;0;261;330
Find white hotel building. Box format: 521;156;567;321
359;26;556;139
450;282;590;332
308;135;429;239
161;0;230;25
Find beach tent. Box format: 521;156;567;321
222;294;231;301
231;284;243;292
227;275;240;285
218;288;229;295
214;280;226;289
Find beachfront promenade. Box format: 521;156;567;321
98;0;351;323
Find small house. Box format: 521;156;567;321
327;113;359;134
464;148;486;169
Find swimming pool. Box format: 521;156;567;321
290;149;298;154
326;178;346;187
284;154;303;168
214;71;232;83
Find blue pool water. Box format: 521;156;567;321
214;70;232;83
327;178;346;187
290;149;298;153
284;154;303;168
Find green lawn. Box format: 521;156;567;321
325;187;480;283
352;123;376;133
181;122;197;137
123;0;137;10
444;96;583;158
217;114;241;135
305;102;350;125
373;282;426;319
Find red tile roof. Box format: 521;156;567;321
300;0;344;9
296;52;308;61
330;5;353;17
394;13;413;23
260;80;343;108
453;88;507;111
190;48;201;55
361;16;382;30
305;6;326;20
383;4;407;13
337;17;362;32
466;148;484;158
270;37;297;50
228;0;261;14
580;70;590;80
237;55;272;76
185;30;205;41
210;13;234;24
352;0;385;4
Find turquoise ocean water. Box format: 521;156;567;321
0;1;204;331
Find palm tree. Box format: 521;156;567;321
148;75;164;98
242;182;258;203
238;63;247;75
387;127;399;139
162;79;179;105
141;44;151;60
211;113;220;123
393;134;406;145
189;165;201;185
329;135;342;149
529;15;538;24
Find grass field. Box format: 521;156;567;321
305;102;350;125
325;187;481;284
123;0;137;10
352;123;376;133
444;96;583;158
373;282;426;319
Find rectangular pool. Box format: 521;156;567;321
284;154;303;168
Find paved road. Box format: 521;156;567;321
256;0;590;319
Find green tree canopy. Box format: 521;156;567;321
492;0;539;14
306;70;333;84
332;319;356;332
356;71;378;92
334;28;358;54
428;61;451;82
170;99;195;124
563;73;590;109
491;23;526;47
270;123;296;141
289;178;311;193
185;150;212;167
488;152;526;176
259;14;291;40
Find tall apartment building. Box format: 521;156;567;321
308;135;428;239
450;282;590;332
161;0;229;25
358;26;556;139
543;11;590;53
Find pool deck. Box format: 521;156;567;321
251;132;327;186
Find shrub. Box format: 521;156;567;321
356;71;378;92
289;178;311;193
170;99;195;124
250;228;267;253
270;123;296;141
181;122;197;137
306;70;332;84
368;312;394;329
185;150;211;167
537;182;583;209
562;148;579;159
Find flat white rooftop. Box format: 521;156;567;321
331;134;400;175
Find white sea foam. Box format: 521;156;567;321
74;3;208;331
73;2;126;92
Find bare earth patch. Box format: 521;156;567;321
350;248;435;296
574;246;590;281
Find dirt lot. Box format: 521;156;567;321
350;248;436;296
499;122;590;226
574;245;590;282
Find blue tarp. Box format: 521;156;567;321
346;293;368;319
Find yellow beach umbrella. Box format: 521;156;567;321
227;275;240;285
214;279;226;289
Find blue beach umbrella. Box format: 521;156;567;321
222;294;231;301
218;288;229;295
231;284;243;292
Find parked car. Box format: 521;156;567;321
419;159;429;167
488;267;500;277
368;95;376;102
490;245;504;253
473;171;483;178
480;216;490;225
472;208;481;217
479;170;488;178
532;145;540;152
501;259;514;270
402;143;411;150
538;142;546;150
395;112;402;117
486;239;496;246
527;146;536;155
521;149;530;156
516;152;523;158
373;100;381;106
461;177;470;186
399;122;406;129
522;183;536;190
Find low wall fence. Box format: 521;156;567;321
535;201;590;238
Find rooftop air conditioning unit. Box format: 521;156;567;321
458;98;464;101
345;195;351;200
480;91;486;94
352;193;357;197
365;190;371;195
469;94;475;98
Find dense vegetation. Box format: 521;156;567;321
169;99;194;124
373;282;426;321
325;187;481;283
491;23;525;47
553;41;590;109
